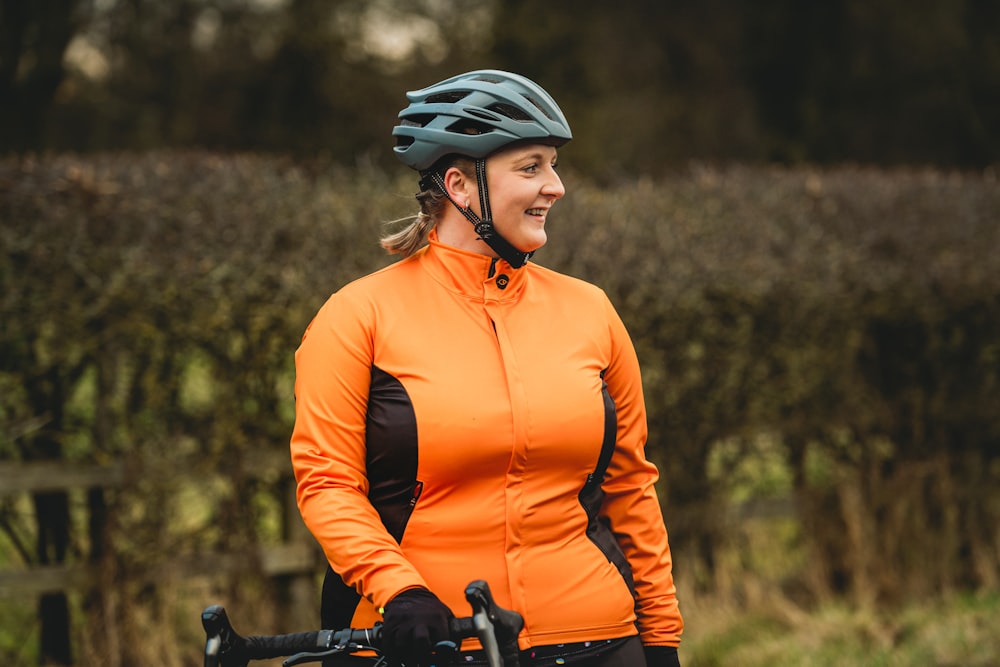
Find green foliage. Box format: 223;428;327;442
545;166;1000;602
1;152;999;663
0;152;407;663
0;600;37;665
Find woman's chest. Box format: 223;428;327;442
372;294;613;476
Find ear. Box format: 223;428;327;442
443;166;473;208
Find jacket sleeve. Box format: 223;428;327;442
290;289;427;610
599;294;684;647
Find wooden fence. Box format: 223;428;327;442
0;457;323;663
0;459;320;590
0;459;796;598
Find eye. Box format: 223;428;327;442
522;163;539;174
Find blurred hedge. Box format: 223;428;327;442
1;153;999;659
545;165;1000;604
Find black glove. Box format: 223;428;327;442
381;587;454;664
644;645;681;667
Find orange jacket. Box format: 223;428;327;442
291;230;682;649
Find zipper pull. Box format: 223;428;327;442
409;481;424;507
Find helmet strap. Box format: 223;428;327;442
419;160;533;269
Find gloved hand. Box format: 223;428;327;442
644;645;681;667
381;587;454;664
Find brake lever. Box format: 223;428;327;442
203;605;247;667
466;582;502;667
464;581;524;667
283;647;353;667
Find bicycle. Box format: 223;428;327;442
202;579;523;667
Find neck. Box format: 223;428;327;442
435;211;498;258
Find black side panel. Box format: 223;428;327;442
365;365;420;541
578;373;636;595
321;365;420;628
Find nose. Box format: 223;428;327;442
541;167;566;200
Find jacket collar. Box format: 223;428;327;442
418;228;529;301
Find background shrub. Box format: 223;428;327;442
1;153;998;663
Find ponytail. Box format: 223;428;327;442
380;156;475;257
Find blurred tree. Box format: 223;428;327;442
491;0;1000;171
0;0;88;152
37;0;496;157
745;0;1000;166
3;0;998;168
490;0;760;178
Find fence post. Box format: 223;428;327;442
274;475;319;631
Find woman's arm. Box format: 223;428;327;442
290;290;427;611
598;295;684;647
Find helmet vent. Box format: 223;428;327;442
446;119;492;136
473;74;505;84
487;102;532;122
400;115;433;128
427;91;468;104
519;94;556;121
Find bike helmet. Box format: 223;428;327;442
392;70;572;268
393;69;572;171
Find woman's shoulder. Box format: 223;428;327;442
311;256;420;318
527;262;609;301
335;255;421;294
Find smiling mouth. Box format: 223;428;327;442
526;208;547;216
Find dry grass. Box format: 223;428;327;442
678;583;1000;667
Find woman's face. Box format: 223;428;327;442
481;143;565;254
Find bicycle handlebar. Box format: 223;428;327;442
202;580;524;667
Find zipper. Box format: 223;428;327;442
394;481;424;542
408;480;424;510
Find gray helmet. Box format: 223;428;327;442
393;69;572;171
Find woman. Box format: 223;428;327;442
291;70;683;667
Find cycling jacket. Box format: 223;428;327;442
291;229;683;650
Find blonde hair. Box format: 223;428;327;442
380;157;475;257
